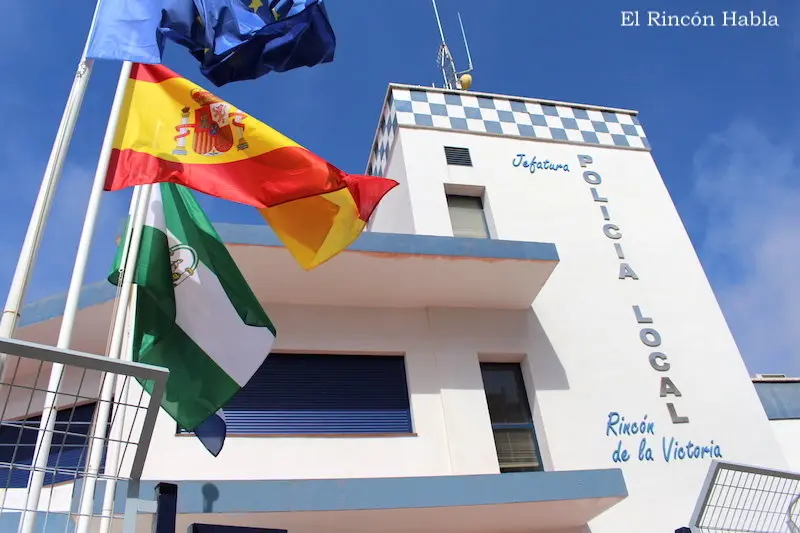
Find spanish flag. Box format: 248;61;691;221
104;63;398;270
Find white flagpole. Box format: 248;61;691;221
0;0;105;372
17;60;135;533
76;183;151;533
97;287;137;533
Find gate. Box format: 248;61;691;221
680;460;800;533
0;337;168;533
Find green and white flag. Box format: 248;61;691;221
109;183;276;431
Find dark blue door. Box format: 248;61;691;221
190;525;288;533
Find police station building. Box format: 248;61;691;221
11;83;800;533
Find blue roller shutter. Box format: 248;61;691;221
0;403;106;488
182;354;412;435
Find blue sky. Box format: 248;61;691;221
0;0;797;375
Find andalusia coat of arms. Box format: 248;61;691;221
172;89;249;156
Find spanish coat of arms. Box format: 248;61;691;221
172;89;249;156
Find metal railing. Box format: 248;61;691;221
682;460;800;533
0;337;168;533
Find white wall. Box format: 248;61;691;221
383;127;790;533
368;137;416;234
140;304;536;481
0;362;101;420
0;485;73;513
771;420;800;472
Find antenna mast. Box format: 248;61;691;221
431;0;474;90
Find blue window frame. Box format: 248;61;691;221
0;403;105;488
180;354;412;436
480;363;543;472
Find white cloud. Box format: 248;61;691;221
692;120;800;376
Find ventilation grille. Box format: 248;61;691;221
444;146;472;167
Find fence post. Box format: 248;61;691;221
153;483;178;533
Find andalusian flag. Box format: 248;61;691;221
104;63;398;270
109;183;276;444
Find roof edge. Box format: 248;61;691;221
388;82;640;116
20;225;559;328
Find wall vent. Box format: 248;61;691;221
444;146;472;167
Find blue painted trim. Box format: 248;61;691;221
20;226;559;328
76;469;626;515
20;280;117;328
214;223;559;262
0;512;73;533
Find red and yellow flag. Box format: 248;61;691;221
104;63;398;270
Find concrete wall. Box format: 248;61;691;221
368;137;416;234
373;126;790;533
770;420;800;472
139;304;540;481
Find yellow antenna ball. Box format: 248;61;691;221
459;73;472;90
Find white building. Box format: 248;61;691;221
5;83;800;533
753;375;800;473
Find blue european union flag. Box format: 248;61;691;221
86;0;335;86
193;0;335;86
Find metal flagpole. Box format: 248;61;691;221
0;0;105;373
17;60;135;533
76;183;152;533
97;289;137;533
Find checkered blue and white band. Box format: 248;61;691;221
367;85;650;178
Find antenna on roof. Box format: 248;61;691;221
431;0;474;91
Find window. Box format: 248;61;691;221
480;363;542;472
754;381;800;420
447;194;489;239
444;146;472;166
0;403;106;488
180;354;412;436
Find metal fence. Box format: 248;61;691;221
0;337;168;533
686;460;800;533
